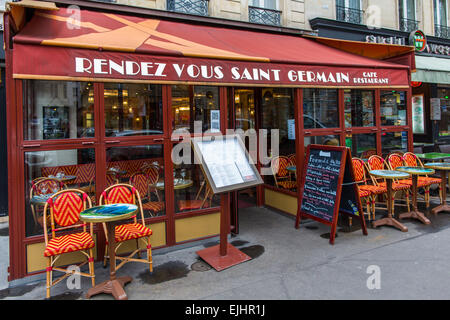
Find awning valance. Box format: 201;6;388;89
12;8;411;88
411;55;450;85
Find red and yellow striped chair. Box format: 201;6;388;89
403;152;442;207
178;180;213;212
129;171;164;217
352;158;387;221
30;177;66;228
42;189;95;299
368;155;411;212
271;156;297;190
99;184;153;273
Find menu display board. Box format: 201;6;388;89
295;145;367;245
191;135;264;194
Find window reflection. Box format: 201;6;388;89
303;89;339;129
172;143;219;213
24;148;95;237
381;131;409;157
23;80;94;140
344;90;375;127
172;85;220;133
345;133;377;158
106;145;165;218
380;91;407;126
104;83;163;137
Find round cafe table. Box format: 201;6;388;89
80;203;138;300
424;162;450;215
369;170;410;232
48;175;77;183
153;179;194;191
395;166;435;225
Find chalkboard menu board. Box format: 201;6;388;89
295;145;367;245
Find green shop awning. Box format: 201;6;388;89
412;55;450;84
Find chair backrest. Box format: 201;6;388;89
352;158;367;183
271;156;291;179
287;154;296;166
387;153;404;170
32;178;65;197
43;189;92;243
403;152;419;167
100;184;145;224
129;172;156;200
106;172;119;188
360;149;377;159
367;155;386;171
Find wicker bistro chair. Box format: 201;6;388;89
351;158;383;221
30;177;66;228
403;152;443;206
367;155;411;213
129;170;164;217
42;189;95;299
177;180;213;212
99;184;153;273
271;156;297;190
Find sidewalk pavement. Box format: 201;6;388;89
2;195;450;300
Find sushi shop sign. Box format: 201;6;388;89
409;30;427;52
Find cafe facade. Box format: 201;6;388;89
5;2;415;282
310;17;450;149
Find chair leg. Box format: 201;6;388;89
46;258;51;299
425;187;430;208
147;238;153;273
136;239;141;258
88;249;95;287
405;190;410;212
103;244;108;268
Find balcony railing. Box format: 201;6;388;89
336;5;363;24
435;24;450;39
167;0;209;16
399;18;420;33
248;6;281;26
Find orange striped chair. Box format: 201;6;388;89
42;189;95;299
271;156;297;190
352;158;387;221
99;184;153;273
178;180;213;212
367;155;411;212
30;177;66;228
403;152;442;207
129;170;164;217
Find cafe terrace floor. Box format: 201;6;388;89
1;192;450;300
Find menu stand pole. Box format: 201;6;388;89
196;193;251;271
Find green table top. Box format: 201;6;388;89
80;204;137;223
415;153;450;160
396;166;435;176
424;162;450;170
369;170;410;179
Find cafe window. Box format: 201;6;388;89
344;90;375;128
104;83;163;137
380;90;407;126
345;133;377;158
24;148;95;237
303;89;339;129
106;144;165;218
172;143;219;214
261;88;296;189
437;87;450;137
305;135;340;149
23;80;94;140
381;131;409;157
171;85;220;133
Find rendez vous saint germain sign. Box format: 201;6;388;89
74;57;397;86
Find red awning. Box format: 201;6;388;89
12;8;412;88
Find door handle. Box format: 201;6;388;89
23;144;41;148
82;141;95;145
105;140;120;144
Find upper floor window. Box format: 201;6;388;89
249;0;281;26
399;0;419;32
434;0;449;38
336;0;363;24
167;0;209;16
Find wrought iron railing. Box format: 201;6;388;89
167;0;209;16
248;6;281;26
435;24;450;39
336;5;363;24
399;18;420;33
